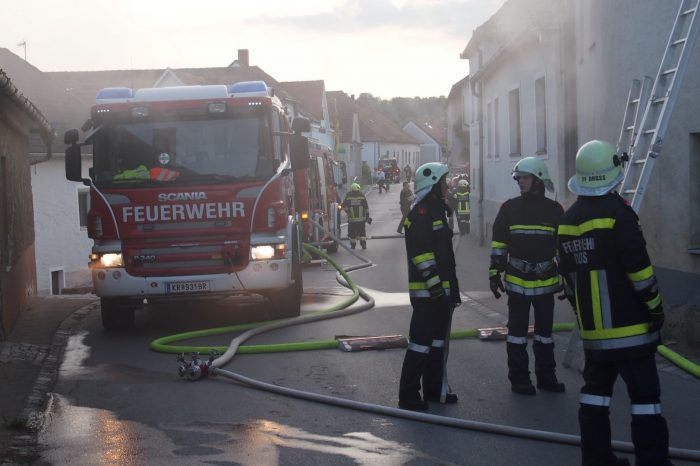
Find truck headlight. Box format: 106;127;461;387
251;244;286;260
90;252;123;268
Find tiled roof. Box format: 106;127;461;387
281;80;325;121
412;119;448;144
354;98;421;145
0;48;297;152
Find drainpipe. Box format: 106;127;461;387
470;50;486;247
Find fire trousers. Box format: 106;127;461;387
579;353;671;466
399;303;455;402
506;293;557;384
347;221;367;248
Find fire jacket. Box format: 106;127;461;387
489;192;563;296
452;189;471;216
557;193;662;360
404;194;461;306
342;191;369;223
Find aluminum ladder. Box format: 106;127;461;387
620;0;700;213
616;77;652;158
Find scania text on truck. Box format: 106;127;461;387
64;81;311;330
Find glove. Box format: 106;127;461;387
489;274;505;299
428;282;446;300
558;292;576;308
366;217;373;224
424;273;445;300
649;306;665;333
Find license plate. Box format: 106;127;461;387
166;281;211;293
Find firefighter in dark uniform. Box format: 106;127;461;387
558;140;670;466
342;183;370;250
489;156;565;395
398;162;461;411
451;179;471;235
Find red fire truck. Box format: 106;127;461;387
295;139;342;253
64;81;311;330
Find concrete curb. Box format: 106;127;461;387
3;301;98;465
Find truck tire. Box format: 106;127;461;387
267;243;303;319
326;211;340;253
100;297;136;331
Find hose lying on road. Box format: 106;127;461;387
152;221;700;462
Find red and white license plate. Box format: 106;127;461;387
166;281;211;293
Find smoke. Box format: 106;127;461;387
251;0;505;39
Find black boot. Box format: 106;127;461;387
511;379;536;395
360;240;367;250
425;392;458;403
537;375;566;392
580;404;618;466
534;340;564;392
398;350;429;411
507;342;534;394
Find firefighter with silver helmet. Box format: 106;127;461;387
558;140;670;466
398;162;461;411
341;183;370;250
489;156;565;395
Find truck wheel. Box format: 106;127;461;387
101;297;136;331
267;245;303;319
326;216;340;253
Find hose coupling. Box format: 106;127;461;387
176;352;219;381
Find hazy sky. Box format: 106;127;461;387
2;0;506;99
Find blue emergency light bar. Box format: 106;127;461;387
96;87;133;102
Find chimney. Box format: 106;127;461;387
238;49;249;67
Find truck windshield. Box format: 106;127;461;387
92;113;274;187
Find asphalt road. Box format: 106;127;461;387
34;184;700;465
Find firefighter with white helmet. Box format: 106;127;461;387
489;156;565;395
398;162;461;410
341;183;370;250
558;140;670;466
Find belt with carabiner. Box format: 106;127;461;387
509;257;556;276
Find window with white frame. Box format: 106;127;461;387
486;101;493;158
494;97;500;159
535;77;547;154
509;88;522;156
77;188;89;229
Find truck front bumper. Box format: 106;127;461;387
91;259;292;298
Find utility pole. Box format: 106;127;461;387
17;41;27;61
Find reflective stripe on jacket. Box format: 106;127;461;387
342;192;369;223
452;190;470;215
557;193;661;360
489;193;564;296
404;195;460;306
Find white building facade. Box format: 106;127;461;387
31;156;93;294
461;0;575;243
457;0;700;319
574;0;700;308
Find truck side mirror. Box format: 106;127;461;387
65;144;83;182
290;134;309;170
